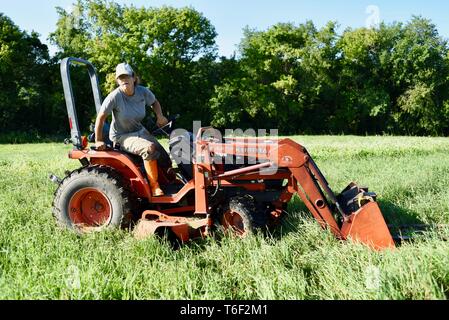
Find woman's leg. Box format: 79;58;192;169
118;133;164;197
140;130;172;169
143;159;164;197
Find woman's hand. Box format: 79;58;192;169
95;141;107;151
95;112;108;151
156;115;169;128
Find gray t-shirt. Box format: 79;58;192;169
100;85;156;141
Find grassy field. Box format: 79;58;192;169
0;136;449;300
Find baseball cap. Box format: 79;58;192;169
115;63;134;79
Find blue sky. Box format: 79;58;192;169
2;0;449;57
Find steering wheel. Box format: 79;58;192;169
150;114;180;137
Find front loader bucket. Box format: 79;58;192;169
341;201;395;250
288;165;395;250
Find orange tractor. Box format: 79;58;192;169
51;58;395;250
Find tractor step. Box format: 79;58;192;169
133;210;210;241
161;184;184;195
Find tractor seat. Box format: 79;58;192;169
96;143;143;164
117;146;144;164
88;122;148;164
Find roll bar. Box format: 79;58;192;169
60;57;103;149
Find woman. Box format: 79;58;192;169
94;63;169;197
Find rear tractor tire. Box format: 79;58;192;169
52;165;133;233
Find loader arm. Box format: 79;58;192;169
203;134;395;250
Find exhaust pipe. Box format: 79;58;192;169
49;174;62;185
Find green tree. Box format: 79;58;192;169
335;25;397;134
50;0;218;130
210;21;339;134
0;13;56;134
211;17;449;136
334;17;449;135
390;17;449;135
2;5;448;139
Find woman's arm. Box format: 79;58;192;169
95;112;108;150
152;99;169;128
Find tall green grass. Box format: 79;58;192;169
0;136;448;299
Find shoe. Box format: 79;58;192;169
144;160;165;197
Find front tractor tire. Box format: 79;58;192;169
218;195;267;238
52;166;132;232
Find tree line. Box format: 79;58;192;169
1;0;449;140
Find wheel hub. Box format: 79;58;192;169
69;188;112;227
221;210;247;237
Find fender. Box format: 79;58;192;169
70;149;152;199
